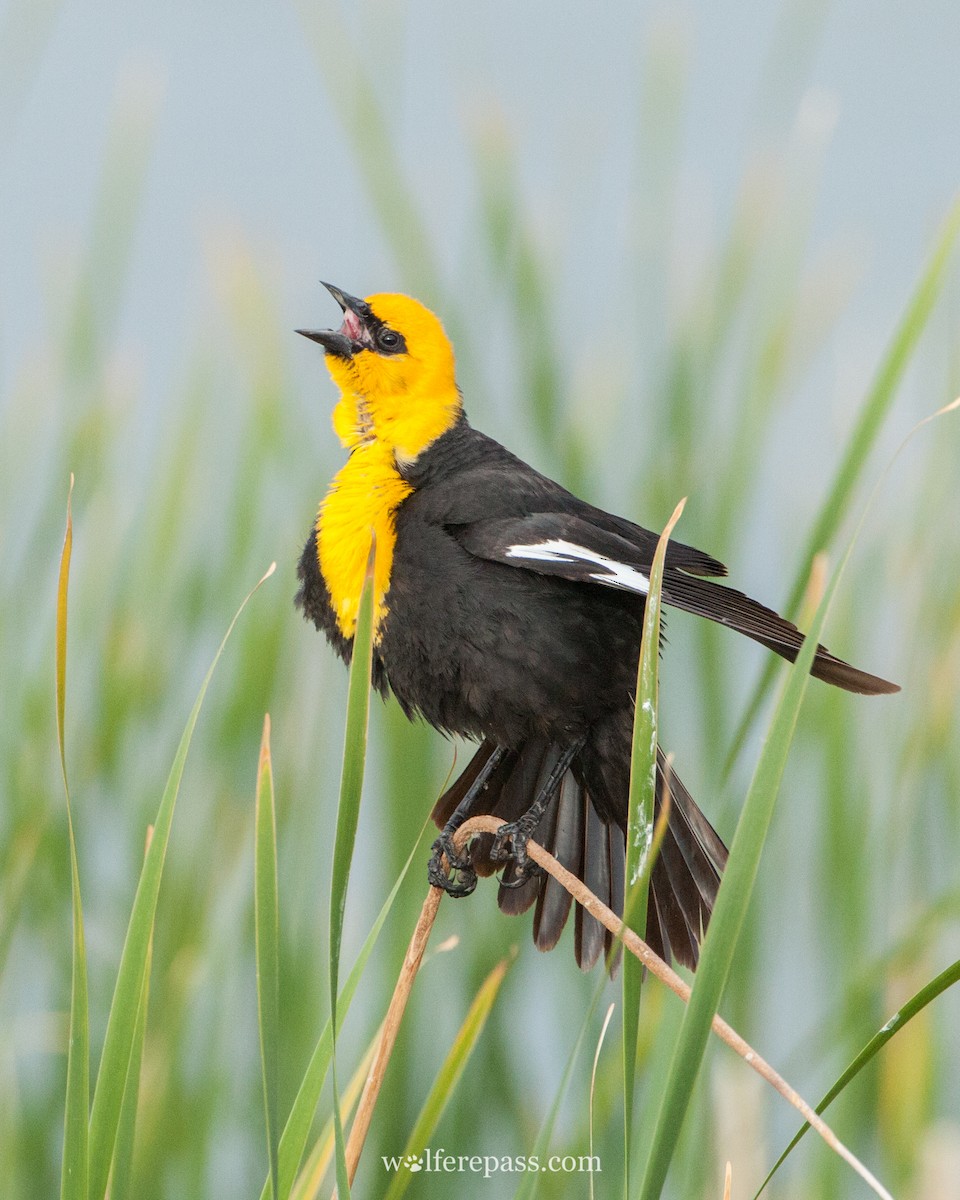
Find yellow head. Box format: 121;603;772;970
298;285;462;464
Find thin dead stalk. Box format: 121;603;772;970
458;815;892;1200
341;886;443;1188
339;816;891;1200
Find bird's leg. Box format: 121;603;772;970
428;745;507;898
491;738;585;882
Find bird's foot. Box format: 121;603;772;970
497;857;544;889
428;832;477;898
489;816;538;874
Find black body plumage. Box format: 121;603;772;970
297;412;897;971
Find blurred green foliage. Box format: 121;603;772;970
2;7;959;1199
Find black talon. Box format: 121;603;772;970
431;830;471;872
489;819;533;866
498;858;544;889
425;744;507;897
490;738;585;869
428;832;478;897
430;861;477;897
428;738;583;899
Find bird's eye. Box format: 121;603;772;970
377;328;401;351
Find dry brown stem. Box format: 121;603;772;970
338;816;891;1200
340;886;443;1191
456;815;891;1200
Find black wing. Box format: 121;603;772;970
450;509;898;697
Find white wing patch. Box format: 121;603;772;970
505;538;650;595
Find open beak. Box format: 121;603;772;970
296;282;373;358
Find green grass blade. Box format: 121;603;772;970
785;884;960;1081
295;2;481;382
634;394;960;1200
382;953;513;1200
108;844;154;1200
512;983;606;1200
288;1032;381;1200
264;815;433;1200
0;824;43;983
756;957;960;1197
590;1003;616;1200
255;715;281;1199
296;4;442;306
328;551;376;1200
471;129;582;484
86;562;276;1200
724;194;960;777
637;561;851;1200
622;498;685;1190
57;477;89;1200
63;80;157;388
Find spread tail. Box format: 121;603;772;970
432;739;728;971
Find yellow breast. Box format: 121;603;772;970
316;440;414;640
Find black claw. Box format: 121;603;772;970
442;869;478;898
489;826;512;864
498;859;543;889
427;854;448;889
428;834;478;898
428;857;477;897
430;833;462;870
490;818;535;866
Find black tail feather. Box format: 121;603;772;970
532;773;579;951
574;800;610;970
432;738;727;973
652;829;706;969
664;573;899;696
497;743;564;913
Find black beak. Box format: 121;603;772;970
319;281;370;317
296;327;354;356
296;282;373;358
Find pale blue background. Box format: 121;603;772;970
2;0;958;407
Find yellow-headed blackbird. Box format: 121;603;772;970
296;284;898;972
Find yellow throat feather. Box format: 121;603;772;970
315;293;461;639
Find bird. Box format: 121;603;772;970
295;283;898;972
